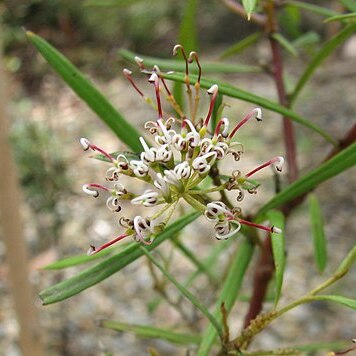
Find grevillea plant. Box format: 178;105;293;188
27;0;356;355
80;48;283;255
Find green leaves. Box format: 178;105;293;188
197;238;255;355
267;210;286;307
258;141;356;217
335;246;356;276
311;295;356;310
219;33;261;59
308;194;327;273
325;13;356;23
161;72;336;145
100;320;202;345
290;24;356;105
179;0;199;52
26;31;142;152
242;0;257;20
272;33;298;56
39;212;200;305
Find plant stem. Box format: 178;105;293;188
243;232;274;328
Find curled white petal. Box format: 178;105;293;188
215;220;241;240
253;108;262;121
164;170;182;190
275;156;284;172
148;72;159;83
131;190;159;207
174;161;191;179
207;84;218;95
134;56;144;66
192;151;217;175
106;196;121;212
156;144;172;163
82;184;99;198
130;160;149;177
123;68;132;76
133;216;154;244
80;138;90;151
272;226;282;234
154;173;171;198
205;201;231;222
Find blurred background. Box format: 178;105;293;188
0;0;355;355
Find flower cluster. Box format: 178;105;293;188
81;45;284;255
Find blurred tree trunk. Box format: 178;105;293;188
0;26;44;355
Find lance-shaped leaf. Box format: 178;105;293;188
335;246;356;276
242;0;257;20
220;32;261;59
100;320;202;345
309;295;356;310
284;1;339;17
272;33;298;56
39;212;200;305
340;0;356;11
325;13;356;23
160;72;336;145
308;194;328;273
267;210;286;308
257;141;356;218
119;49;262;73
197;237;255;355
26;31;142;152
179;0;198;52
290;23;356;105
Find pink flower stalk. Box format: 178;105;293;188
80;138;114;163
204;84;219;127
228;108;262;140
123;68;145;97
87;233;129;256
246;156;284;178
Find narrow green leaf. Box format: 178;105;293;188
308;194;328;272
219;32;261;59
141;246;223;338
39;212;200;305
93;150;139;162
292;31;320;49
211;93;223;131
340;0;356;12
43;245;125;270
292;341;348;352
197;237;255;355
101;320;202;345
84;0;153;7
242;0;257;19
325;13;356;23
284;1;339;17
267;210;286;308
161;72;337;145
119;49;263;74
290;24;356;105
26;31;142;152
179;0;199;52
272;33;298;56
257;141;356;218
171;237;218;284
311;295;356;310
335;246;356;276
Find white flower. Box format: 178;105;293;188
192;151;217;175
130;160;149;177
131;189;159;207
154;173;171;200
214;220;241;240
204;201;232;222
133;216;154;245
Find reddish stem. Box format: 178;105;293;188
89;233;129;255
